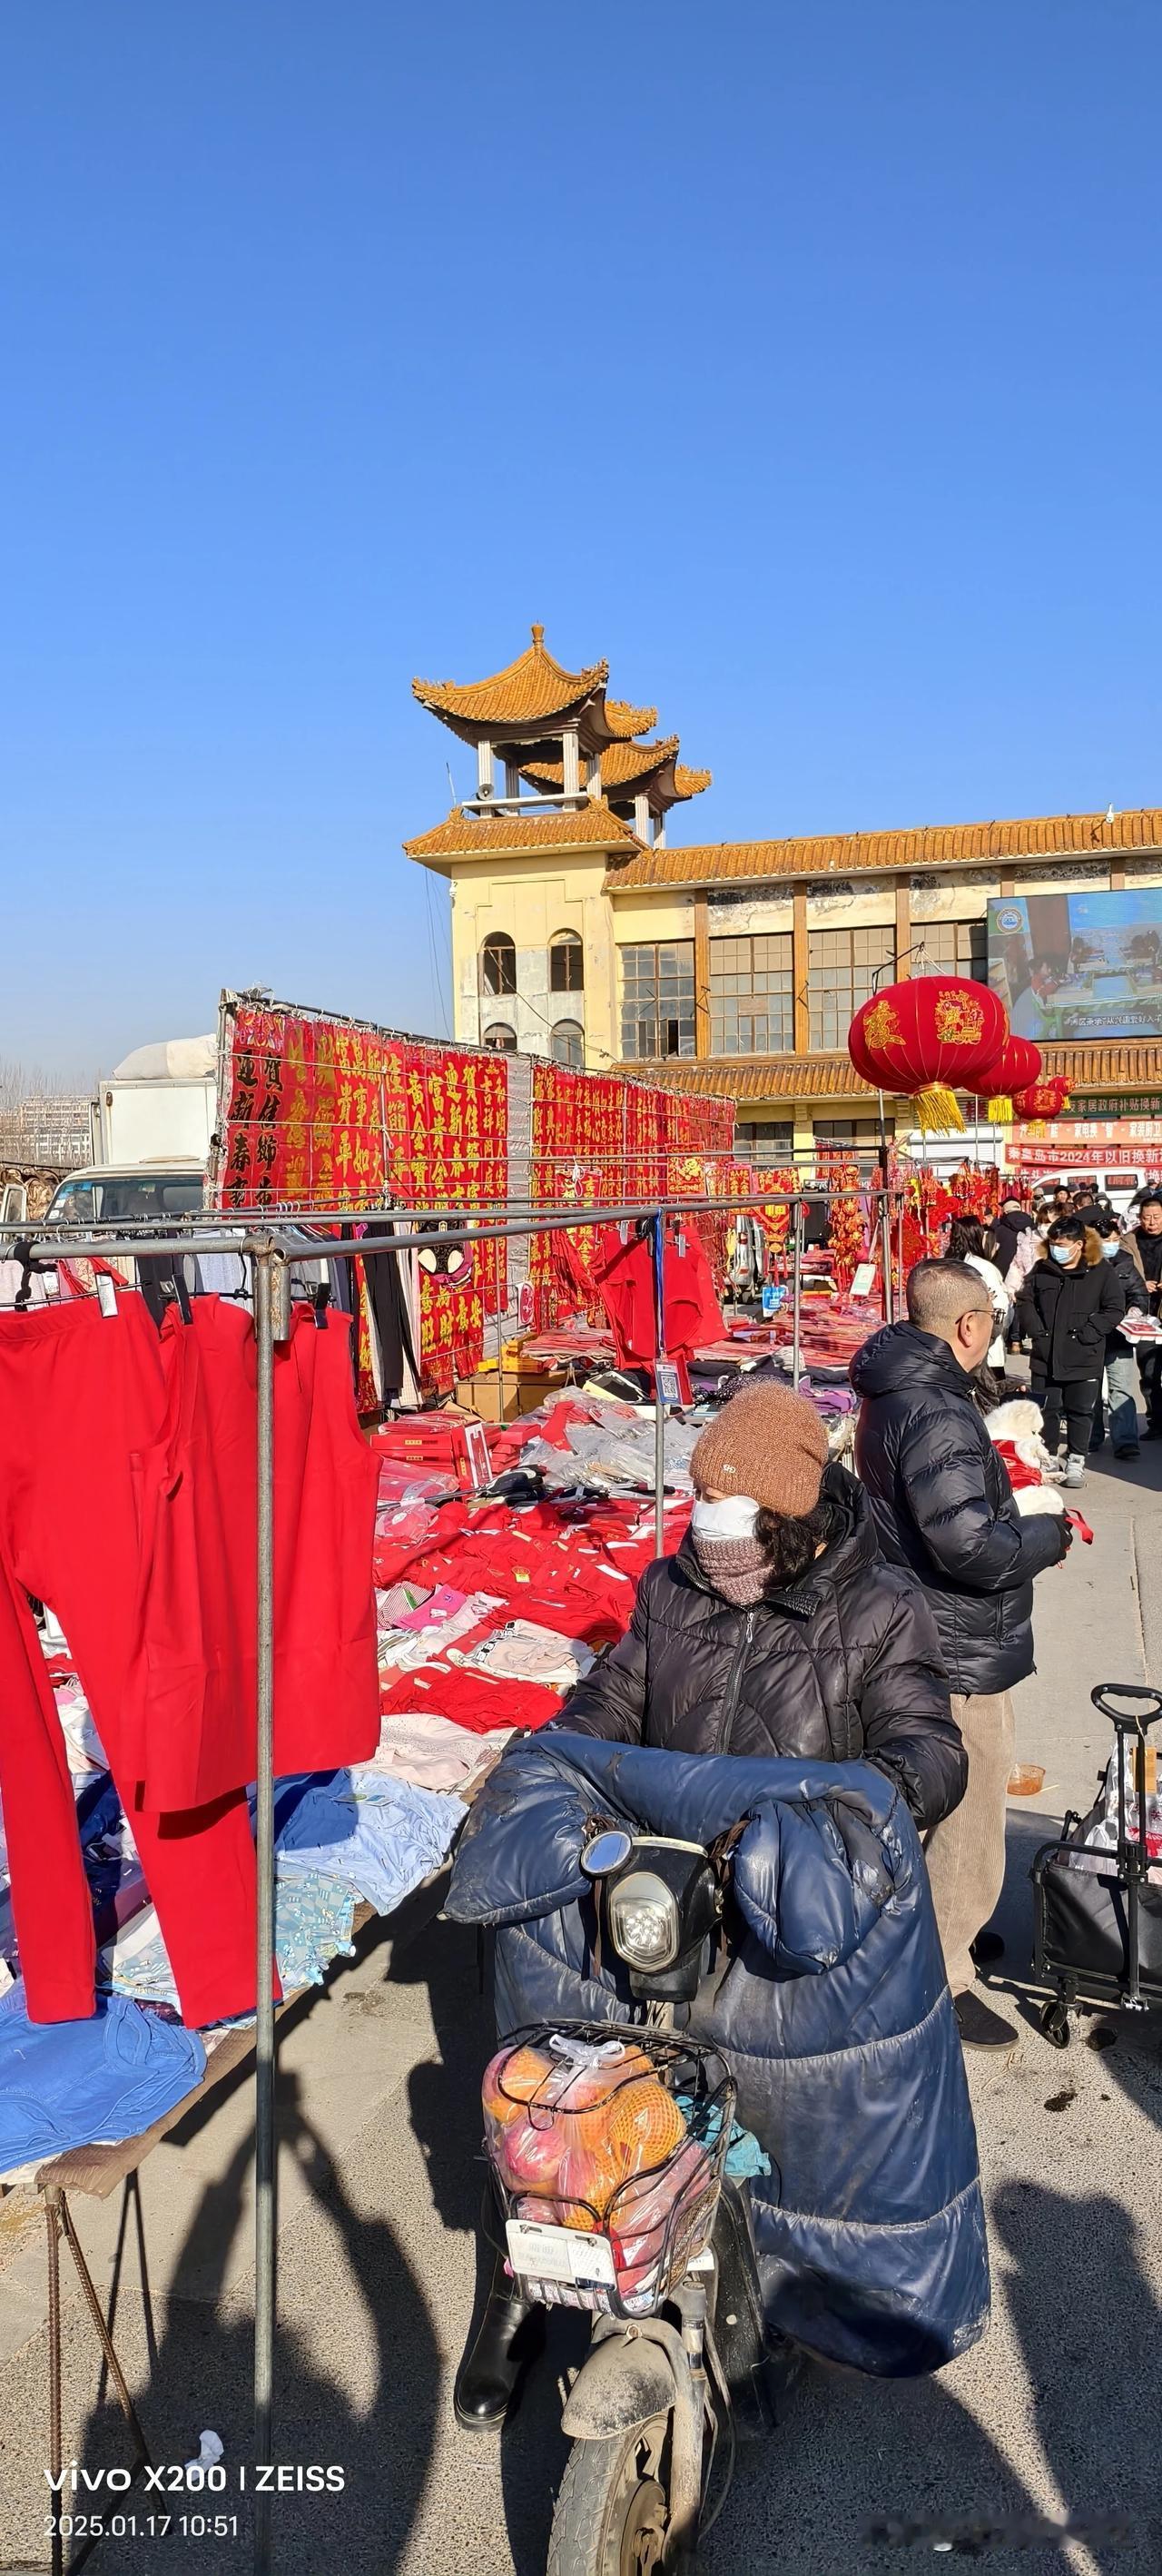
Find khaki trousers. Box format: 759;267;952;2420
923;1690;1016;1998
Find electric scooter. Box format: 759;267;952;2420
486;1823;795;2576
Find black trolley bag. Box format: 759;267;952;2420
1031;1683;1162;2048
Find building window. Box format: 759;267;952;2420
709;933;793;1055
807;926;895;1051
813;1116;890;1177
734;1119;794;1168
619;943;695;1060
550;1020;585;1070
482;1022;517;1053
549;929;584;992
480;932;517;996
911;919;988;983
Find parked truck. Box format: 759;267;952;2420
44;1035;217;1228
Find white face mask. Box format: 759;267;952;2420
691;1494;760;1541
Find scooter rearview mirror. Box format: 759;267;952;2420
580;1828;634;1879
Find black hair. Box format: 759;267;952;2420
753;1488;845;1591
1048;1216;1086;1245
947;1216;984;1261
1092;1214;1120;1239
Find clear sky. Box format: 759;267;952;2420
3;0;1160;1084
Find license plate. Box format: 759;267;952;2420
506;2219;616;2288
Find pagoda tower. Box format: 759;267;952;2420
405;627;710;1066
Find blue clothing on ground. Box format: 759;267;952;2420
0;1984;204;2170
273;1768;466;1916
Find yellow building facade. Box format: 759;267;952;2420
405;629;1162;1160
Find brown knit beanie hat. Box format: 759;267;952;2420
689;1383;828;1517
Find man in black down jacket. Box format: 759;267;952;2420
852;1258;1071;2052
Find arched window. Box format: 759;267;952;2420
551;1020;585;1071
479;932;517;996
482;1022;517;1053
549;928;584;993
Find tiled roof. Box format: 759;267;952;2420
404;799;642;864
413;626;608;730
605;699;657;739
522;735;708;799
615;1042;1162;1104
615;1055;881;1102
605;807;1162;892
1041;1041;1162;1088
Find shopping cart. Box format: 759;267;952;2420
1030;1683;1162;2048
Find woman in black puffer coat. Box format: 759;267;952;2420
561;1384;966;1835
1024;1217;1126;1476
453;1380;965;2433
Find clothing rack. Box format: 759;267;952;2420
5;1180;901;2576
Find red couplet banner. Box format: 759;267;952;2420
212;998;507;1391
212;994;741;1380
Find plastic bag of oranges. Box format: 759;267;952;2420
481;2035;689;2221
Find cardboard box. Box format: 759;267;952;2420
455;1369;565;1424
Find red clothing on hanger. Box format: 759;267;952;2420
0;1297;264;2026
124;1299;379;1810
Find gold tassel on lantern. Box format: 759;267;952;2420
912;1083;965;1133
987;1094;1014;1125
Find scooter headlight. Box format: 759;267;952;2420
608;1870;680;1970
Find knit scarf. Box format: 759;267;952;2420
690;1529;772;1609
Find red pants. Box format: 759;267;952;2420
124;1298;379;1809
0;1298;260;2025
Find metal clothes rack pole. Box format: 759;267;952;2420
879;1185;895;1325
252;1244;281;2576
791;1199;804;1391
493;1238;506;1424
652;1209;665;1558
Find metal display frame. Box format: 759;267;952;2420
1;1177;899;2574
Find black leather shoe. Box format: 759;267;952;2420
970;1929;1005;1966
453;2262;545;2431
955;1990;1019;2051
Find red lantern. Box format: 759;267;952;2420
1012;1077;1071;1121
970;1034;1042;1125
848;978;1007;1133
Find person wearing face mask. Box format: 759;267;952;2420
1025;1217;1127;1483
558;1382;965;1833
1129;1190;1162;1437
1089;1215;1147;1459
852;1260;1072;2052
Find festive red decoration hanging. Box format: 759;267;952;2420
847;978;1007;1133
1012;1076;1072;1121
971;1033;1042;1125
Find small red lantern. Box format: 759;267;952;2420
1012;1077;1071;1121
848;978;1007;1132
971;1033;1042;1125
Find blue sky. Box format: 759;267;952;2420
3;1;1160;1082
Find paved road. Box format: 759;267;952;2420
2;1443;1161;2574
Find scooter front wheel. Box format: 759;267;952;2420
547;2413;674;2576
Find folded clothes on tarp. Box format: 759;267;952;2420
273;1769;466;1913
0;1983;205;2169
458;1619;595;1693
101;1871;359;2012
368;1712;514;1793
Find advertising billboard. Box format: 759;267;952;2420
988;889;1162;1041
